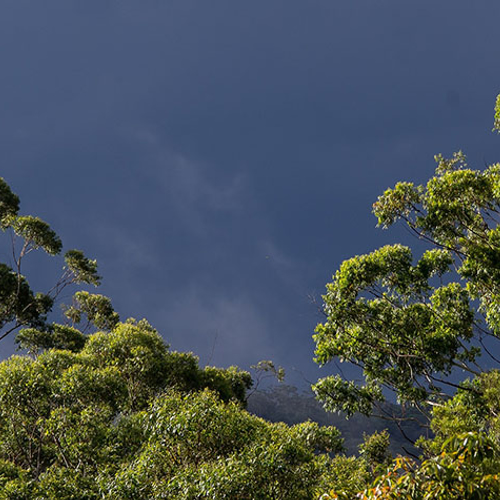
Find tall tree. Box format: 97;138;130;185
0;178;107;344
313;94;500;418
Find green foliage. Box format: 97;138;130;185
314;97;500;415
0;178;20;227
0;264;53;331
316;93;500;499
494;93;500;133
4;96;500;498
0;321;344;499
109;390;337;499
0;178;104;342
313;243;473;411
201;365;253;404
83;319;184;409
36;467;100;500
313;376;384;417
358;430;392;471
16;324;87;354
359;432;500;499
63;291;119;331
373;155;500;338
317;371;500;498
417;370;500;456
251;360;286;383
63;250;101;287
373;182;423;229
11;216;62;255
317;455;370;500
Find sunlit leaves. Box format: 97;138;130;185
494;92;500;133
64;250;101;286
0;178;20;228
359;432;500;499
16;324;86;355
292;420;344;455
201;365;252;404
313;243;474;410
372;156;500;343
0;323;346;499
0;178;104;342
64;291;119;332
316;104;500;414
251;360;285;383
12;216;62;255
111;389;335;499
373;182;422;228
312;376;384;417
316;95;500;498
358;430;392;472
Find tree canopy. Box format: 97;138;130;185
313;115;500;416
313;94;500;500
0;318;349;499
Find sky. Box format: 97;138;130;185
1;1;500;386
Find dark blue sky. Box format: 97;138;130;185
1;1;499;385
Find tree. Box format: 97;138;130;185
313;94;500;418
0;177;113;344
315;94;500;499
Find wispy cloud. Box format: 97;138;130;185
131;127;248;235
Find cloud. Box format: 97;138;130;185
163;153;245;212
130;128;249;236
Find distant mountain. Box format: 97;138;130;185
247;384;425;456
